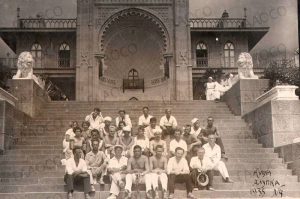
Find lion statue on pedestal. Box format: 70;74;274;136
12;52;45;89
237;52;258;79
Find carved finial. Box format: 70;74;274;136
244;8;247;19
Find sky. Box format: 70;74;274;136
0;0;298;59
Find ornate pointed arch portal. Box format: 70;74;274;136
99;8;169;81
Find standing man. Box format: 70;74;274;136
107;145;128;199
160;109;177;141
85;108;104;131
203;134;233;183
85;139;107;188
124;145;151;199
167;147;195;199
64;146;92;199
149;145;168;199
138;106;153;128
190;147;214;190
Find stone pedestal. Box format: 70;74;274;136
224;79;269;115
7;79;49;117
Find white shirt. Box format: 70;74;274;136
169;139;187;154
160;115;177;128
144;125;161;140
134;137;150;150
66;158;88;175
167;157;190;174
85;114;104;130
191;127;202;138
203;143;221;166
138;114;153;126
190;156;213;171
65;128;75;139
108;156;128;170
116;114;132;128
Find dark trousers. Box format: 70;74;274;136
168;174;193;194
190;169;213;188
201;137;226;154
64;173;91;194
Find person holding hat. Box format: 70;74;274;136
99;116;112;138
107;145;128;199
118;126;134;157
85;108;104;131
116;109;132;128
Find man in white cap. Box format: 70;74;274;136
107;145;128;199
190;118;202;138
85;108;104;131
99;117;112;138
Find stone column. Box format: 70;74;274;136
173;0;193;100
76;0;95;101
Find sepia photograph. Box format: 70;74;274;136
0;0;299;198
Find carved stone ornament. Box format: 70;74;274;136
237;52;259;79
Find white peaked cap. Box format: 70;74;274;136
123;126;131;132
191;118;199;124
104;117;112;122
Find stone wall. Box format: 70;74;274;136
7;79;49;117
243;100;300;147
0;100;29;152
223;79;269;115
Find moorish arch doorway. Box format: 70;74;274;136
99;8;170;82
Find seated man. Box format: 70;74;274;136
138;106;153;128
104;125;119;158
144;117;161;141
65;121;79;140
149;145;168;199
200;116;227;159
169;128;187;157
203;134;233;183
85;108;104;131
64;146;92;199
167;147;195;199
182;125;202;161
118;126;135;157
133;126;150;156
107;145;128;199
85;139;107;188
160;109;177;140
86;129;104;154
190;118;202;138
116;109;132;128
149;128;168;157
190;147;214;191
99;117;112;138
125;145;151;199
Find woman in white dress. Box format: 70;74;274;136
205;77;220;101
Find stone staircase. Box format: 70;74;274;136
0;101;300;199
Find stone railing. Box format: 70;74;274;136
19;18;77;29
190;18;247;29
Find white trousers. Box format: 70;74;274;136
149;173;168;191
125;173;151;192
212;161;229;179
110;172;125;196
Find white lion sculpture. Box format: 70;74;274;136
13;52;45;89
237;52;258;79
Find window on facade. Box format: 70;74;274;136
128;69;138;87
31;43;42;68
224;42;235;67
196;42;208;67
58;43;71;68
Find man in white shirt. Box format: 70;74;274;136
190;118;202;138
167;147;195;199
190;147;214;190
107;145;128;199
169;128;187;157
203;134;233;183
64;146;92;199
65;121;79;140
116;109;132;128
85;108;104;131
160;108;177;140
144;117;161;140
138;106;153;127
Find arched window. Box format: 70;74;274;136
196;42;208;67
224;42;235;67
31;43;42;68
128;69;139;87
58;43;70;68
